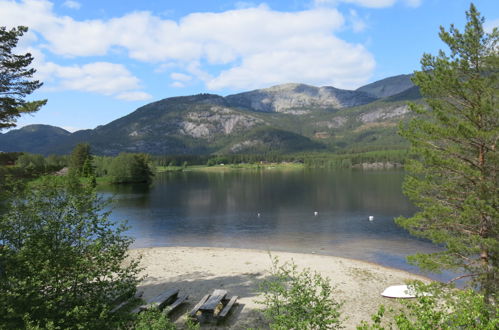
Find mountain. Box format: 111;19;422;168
0;125;71;154
226;83;376;114
0;74;421;156
356;74;415;98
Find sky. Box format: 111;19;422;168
1;0;498;132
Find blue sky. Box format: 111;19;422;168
2;0;498;132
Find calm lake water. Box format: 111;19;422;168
101;168;449;281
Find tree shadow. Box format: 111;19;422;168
137;271;269;329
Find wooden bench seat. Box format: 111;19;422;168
132;288;179;314
110;290;143;314
164;294;188;315
189;294;210;317
199;289;227;312
189;290;239;324
218;295;238;319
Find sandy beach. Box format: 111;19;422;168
129;247;430;329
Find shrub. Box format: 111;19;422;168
259;257;343;329
132;309;176;330
0;176;141;329
358;281;499;329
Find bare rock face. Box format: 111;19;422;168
315;117;347;129
360;105;410;123
226;83;376;114
229;140;263;153
178;106;263;139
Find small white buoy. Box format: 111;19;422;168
314;211;318;216
368;216;374;221
257;213;261;218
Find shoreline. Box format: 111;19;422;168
129;246;430;329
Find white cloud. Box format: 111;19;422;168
314;0;396;8
170;81;185;88
170;72;192;82
116;91;152;101
349;9;367;32
37;61;149;100
234;2;258;9
62;0;80;10
0;0;377;90
313;0;421;8
207;37;375;90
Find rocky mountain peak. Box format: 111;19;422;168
226;83;376;114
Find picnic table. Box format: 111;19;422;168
132;288;188;314
189;289;239;324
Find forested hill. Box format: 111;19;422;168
0;74;420;156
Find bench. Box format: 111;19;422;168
164;294;189;315
189;290;239;324
199;289;227;313
218;295;238;319
110;290;143;314
188;294;210;317
132;288;187;314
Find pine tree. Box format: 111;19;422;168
0;26;46;129
397;4;498;306
69;143;93;177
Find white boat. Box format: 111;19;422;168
381;285;417;298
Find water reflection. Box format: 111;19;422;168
100;169;448;281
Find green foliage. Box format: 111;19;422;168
15;153;45;173
0;153;66;200
396;4;498;304
0;26;46;129
69;143;94;177
108;153;154;184
132;309;176;330
0;152;23;166
184;317;200;330
0;176;141;329
13;153;67;177
259;257;342;329
358;282;499;329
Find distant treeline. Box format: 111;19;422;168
0;148;409;192
152;149;409;168
300;149;408;168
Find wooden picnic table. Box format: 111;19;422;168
189;289;239;324
132;288;188;314
199;289;227;314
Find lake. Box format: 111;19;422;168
101;168;448;281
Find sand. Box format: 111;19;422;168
129;247;430;329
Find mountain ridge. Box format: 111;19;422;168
0;74;420;155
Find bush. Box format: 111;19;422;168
259;257;343;329
109;153;154;184
132;309;176;330
0;176;141;329
358;281;499;329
